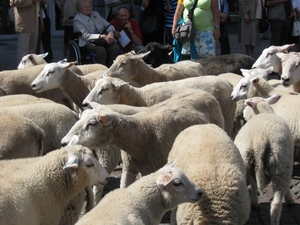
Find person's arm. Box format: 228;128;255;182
129;21;143;46
212;0;221;39
220;0;229;21
171;0;184;37
266;0;289;7
10;0;37;7
55;0;65;12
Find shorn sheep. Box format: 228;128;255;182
83;75;236;139
0;145;109;225
168;124;250;224
62;89;225;187
104;51;208;87
234;94;294;225
0;113;45;160
75;161;203;225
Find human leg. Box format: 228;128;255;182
29;19;39;55
219;22;230;55
106;43;120;67
41;16;54;62
17;32;31;63
86;43;107;65
269;20;286;46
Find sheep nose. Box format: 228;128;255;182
61;141;67;147
82;102;92;110
31;83;36;88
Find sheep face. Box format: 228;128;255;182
157;162;202;207
231;68;273;101
17;53;48;69
61;108;115;149
31;60;73;93
252;44;294;74
277;52;300;87
63;145;109;186
104;51;145;81
83;77;126;109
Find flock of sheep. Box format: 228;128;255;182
0;43;299;225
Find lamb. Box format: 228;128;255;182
277;51;300;92
230;68;300;160
168;123;250;225
83;75;236;139
0;113;45;160
234;94;294;225
104;51;208;87
62;89;225;187
252;44;295;76
0;102;79;155
75;161;202;225
0;145;109;225
17;53;48;69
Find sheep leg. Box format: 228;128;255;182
250;175;258;208
270;190;283;225
284;189;294;205
120;170;138;188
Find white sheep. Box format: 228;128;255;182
104;51;208;87
0;94;54;106
0;102;79;155
17;53;48;69
75;161;202;225
83;75;236;139
0;113;45;160
0;145;108;225
0;65;74;109
276;51;300;92
234;94;294;225
168;123;250;224
62;89;225;187
252;44;295;75
31;60;106;111
231;68;300;160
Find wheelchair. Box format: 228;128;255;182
66;33;97;65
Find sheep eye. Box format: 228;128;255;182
99;88;109;95
172;180;183;187
86;118;97;129
86;163;94;168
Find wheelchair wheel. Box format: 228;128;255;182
66;40;82;65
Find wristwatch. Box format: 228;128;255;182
214;25;220;29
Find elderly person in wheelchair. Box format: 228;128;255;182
73;0;120;67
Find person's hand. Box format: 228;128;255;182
114;31;121;39
244;12;250;22
214;28;220;40
142;0;149;9
123;20;132;30
106;31;115;45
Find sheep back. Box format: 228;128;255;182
168;124;250;224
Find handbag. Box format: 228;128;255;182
292;17;300;37
174;0;198;43
89;38;108;47
140;15;158;34
259;0;269;33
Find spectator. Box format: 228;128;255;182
238;0;261;57
218;0;230;54
37;0;54;63
110;6;144;53
104;0;136;21
139;0;165;45
164;0;178;45
10;0;42;64
291;0;300;51
73;0;120;67
56;0;78;57
266;0;294;46
171;0;220;60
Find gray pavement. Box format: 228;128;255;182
1;21;300;224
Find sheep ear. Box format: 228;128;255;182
276;52;285;59
132;51;150;60
251;77;260;85
245;99;255;108
240;69;250;78
98;114;113;125
40;52;49;58
156;172;174;187
28;54;34;60
266;94;281;105
63;154;79;169
163;160;177;168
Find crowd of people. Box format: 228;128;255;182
8;0;300;67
